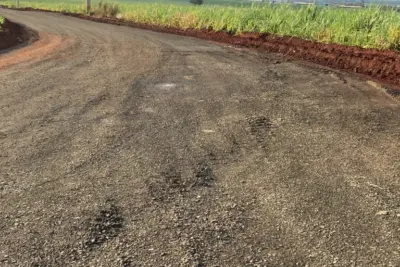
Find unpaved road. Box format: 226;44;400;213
1;9;400;267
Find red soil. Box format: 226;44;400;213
0;32;69;70
1;5;400;93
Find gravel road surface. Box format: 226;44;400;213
0;9;399;267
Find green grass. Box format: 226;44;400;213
2;1;400;50
0;16;4;31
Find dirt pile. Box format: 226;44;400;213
0;18;32;51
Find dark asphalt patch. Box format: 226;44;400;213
262;68;287;82
193;160;214;187
0;132;7;139
246;116;275;146
162;166;184;189
146;166;187;202
78;92;111;115
86;202;124;248
247;116;273;134
147;159;216;202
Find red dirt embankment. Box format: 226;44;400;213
1;6;400;92
0;18;32;51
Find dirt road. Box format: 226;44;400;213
0;9;399;267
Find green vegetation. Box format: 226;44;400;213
0;16;4;31
2;1;400;50
94;1;120;17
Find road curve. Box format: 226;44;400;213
0;9;399;267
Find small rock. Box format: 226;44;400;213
376;210;389;216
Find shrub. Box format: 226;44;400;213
94;1;120;18
189;0;203;5
0;17;4;32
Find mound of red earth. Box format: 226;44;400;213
0;18;32;51
1;5;399;93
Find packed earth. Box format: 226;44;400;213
0;7;399;267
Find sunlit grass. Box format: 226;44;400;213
0;16;4;31
2;1;400;50
2;1;86;12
